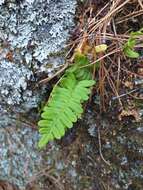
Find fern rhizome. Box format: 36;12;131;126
38;52;95;148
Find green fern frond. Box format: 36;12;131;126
123;28;143;58
38;53;95;148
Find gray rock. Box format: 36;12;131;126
0;126;41;188
0;0;76;188
0;0;76;109
0;60;32;105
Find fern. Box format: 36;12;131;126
123;28;143;58
38;52;95;148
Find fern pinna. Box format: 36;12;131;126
38;52;95;148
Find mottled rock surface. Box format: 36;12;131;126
0;0;76;188
0;0;76;109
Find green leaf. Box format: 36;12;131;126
64;107;77;122
127;38;136;48
38;120;49;127
124;47;139;58
74;52;90;66
123;28;143;59
38;134;53;148
56;119;65;136
68;100;83;117
60;73;77;89
78;80;95;87
38;54;95;148
52;126;61;139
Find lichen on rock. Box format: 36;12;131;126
0;0;76;108
0;60;32;105
0;0;77;188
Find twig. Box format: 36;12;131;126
80;48;121;68
116;9;143;24
138;0;143;9
112;88;139;100
88;0;131;34
97;127;111;166
28;166;64;190
38;62;69;85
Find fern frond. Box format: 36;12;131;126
38;53;95;148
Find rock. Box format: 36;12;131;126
0;60;32;105
0;0;77;188
0;125;42;189
0;0;76;110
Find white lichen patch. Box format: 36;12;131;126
0;60;32;105
0;0;76;107
0;0;77;188
0;0;4;6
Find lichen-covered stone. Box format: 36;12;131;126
0;126;41;188
0;60;32;105
0;0;76;108
0;0;76;188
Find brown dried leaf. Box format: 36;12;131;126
124;81;133;89
75;32;91;55
5;51;13;62
118;109;141;122
137;68;143;75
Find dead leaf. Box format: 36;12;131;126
6;51;13;62
124;81;133;89
75;32;91;55
94;44;107;53
118;109;141;122
137;68;143;75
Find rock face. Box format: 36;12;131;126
0;0;76;109
0;0;76;188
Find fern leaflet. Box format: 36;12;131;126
38;53;95;148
